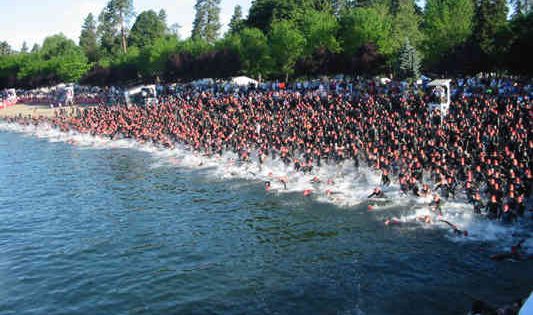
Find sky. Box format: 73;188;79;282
0;0;252;50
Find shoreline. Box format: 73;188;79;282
0;104;90;118
0;119;530;248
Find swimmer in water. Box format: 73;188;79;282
429;194;443;216
439;219;468;236
491;239;531;261
416;215;433;224
384;217;402;226
278;176;288;190
368;187;385;199
265;181;271;192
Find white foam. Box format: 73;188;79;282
1;121;530;252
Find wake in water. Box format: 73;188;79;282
1;121;531;256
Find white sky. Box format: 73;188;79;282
0;0;251;50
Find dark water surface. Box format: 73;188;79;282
1;131;531;315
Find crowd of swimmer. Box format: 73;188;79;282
4;79;532;229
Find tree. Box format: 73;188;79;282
238;28;272;78
504;12;533;74
139;36;179;80
247;0;299;32
269;20;305;81
158;9;168;26
19;34;90;84
397;38;420;79
473;0;508;68
40;34;80;60
170;23;182;39
128;10;167;48
0;41;12;55
97;0;134;55
510;0;532;16
298;10;341;56
392;0;423;51
229;5;245;34
80;13;99;62
191;0;222;44
423;0;475;64
339;4;394;57
331;0;353;16
21;42;29;53
31;44;40;53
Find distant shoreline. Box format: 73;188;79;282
0;104;88;118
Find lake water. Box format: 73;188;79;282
0;123;531;315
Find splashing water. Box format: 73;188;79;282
1;121;530;254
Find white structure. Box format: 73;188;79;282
124;85;157;106
427;79;451;117
231;76;258;87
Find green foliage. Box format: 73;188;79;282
247;0;299;32
0;41;12;55
129;10;167;48
139;36;179;78
3;0;533;88
423;0;475;63
39;34;78;59
236;28;272;78
30;34;89;83
339;4;394;57
179;38;213;56
474;0;508;60
229;5;245;34
297;10;341;56
269;20;305;79
392;0;423;51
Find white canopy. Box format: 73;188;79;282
231;76;258;86
427;79;452;87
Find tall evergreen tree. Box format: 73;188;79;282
229;5;244;34
97;0;134;55
170;23;182;39
128;10;167;48
158;9;168;25
80;13;99;62
21;42;29;53
192;0;207;39
511;0;532;16
192;0;221;43
0;41;12;55
398;38;420;79
392;0;423;50
31;44;40;53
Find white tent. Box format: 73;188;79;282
231;76;258;86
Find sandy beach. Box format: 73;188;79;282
0;104;85;118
